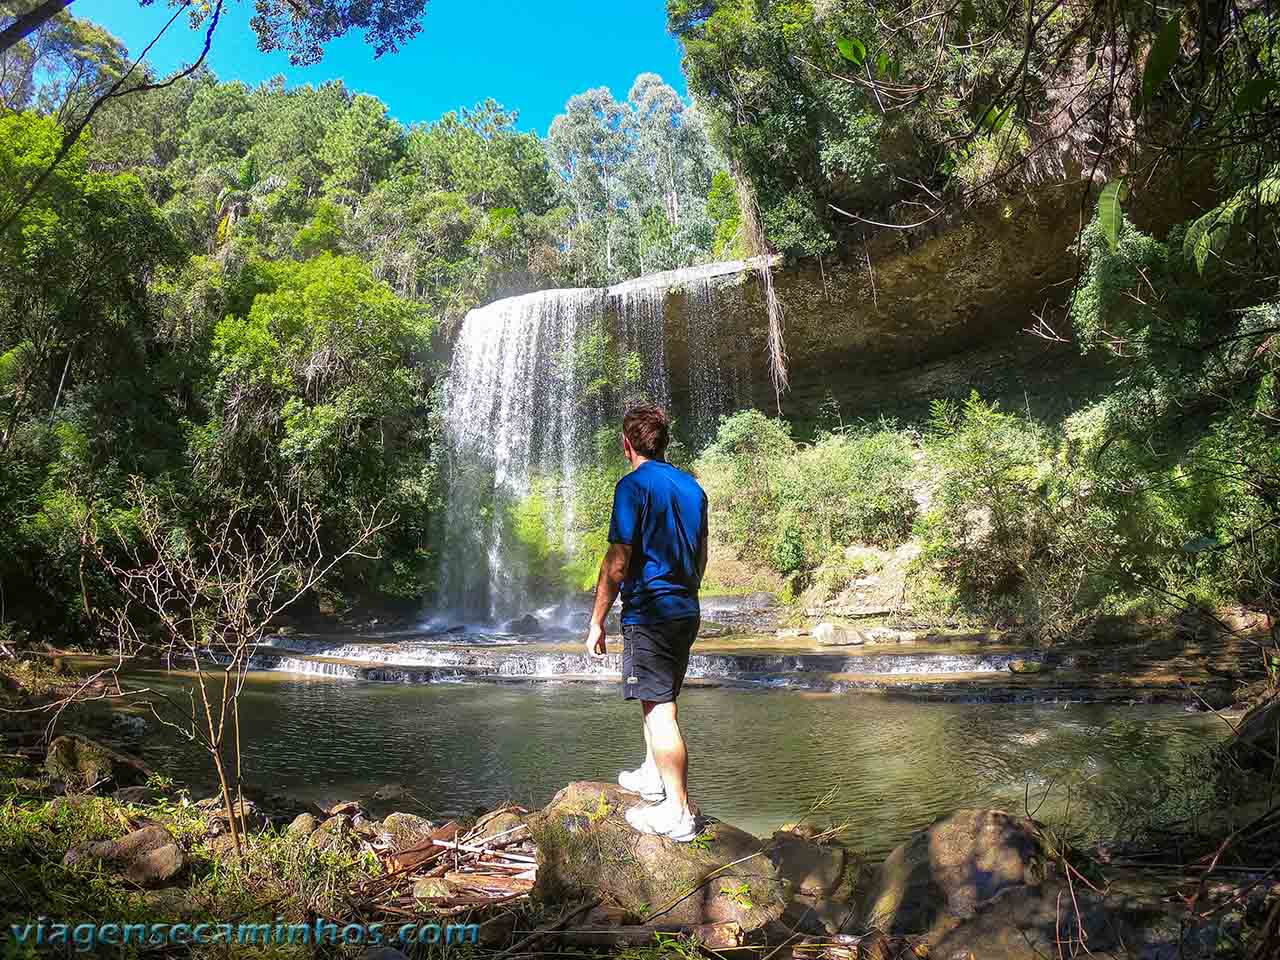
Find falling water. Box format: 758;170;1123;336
440;261;764;622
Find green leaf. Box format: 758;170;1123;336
1097;180;1129;252
979;103;1014;135
1234;76;1278;115
837;36;866;67
1137;13;1182;117
876;50;890;76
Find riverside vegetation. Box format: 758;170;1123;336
3;0;1280;956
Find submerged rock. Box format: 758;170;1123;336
863;809;1048;934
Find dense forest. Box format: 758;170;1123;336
0;2;733;642
2;0;1280;653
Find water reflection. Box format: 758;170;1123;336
114;672;1224;857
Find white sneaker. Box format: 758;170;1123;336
625;801;699;842
618;764;666;801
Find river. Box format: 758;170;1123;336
109;669;1224;857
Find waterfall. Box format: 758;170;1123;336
439;260;765;622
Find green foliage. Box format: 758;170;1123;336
1183;165;1280;273
696;411;916;584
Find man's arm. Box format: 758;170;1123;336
586;542;630;658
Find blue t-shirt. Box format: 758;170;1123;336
607;460;708;625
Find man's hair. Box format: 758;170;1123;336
623;405;671;459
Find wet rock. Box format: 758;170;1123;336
44;735;150;790
767;831;850;897
124;844;186;887
505;613;542;636
1007;659;1048;675
813;623;865;646
863;809;1048;934
777;822;822;840
382;812;435;848
532;781;823;932
372;782;409;801
413;877;456;900
287;813;319;837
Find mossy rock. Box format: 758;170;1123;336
863;809;1051;935
44;735;150;790
530;782;789;931
472;809;525;841
382;812;435;848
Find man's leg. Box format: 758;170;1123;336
642;712;656;770
642;699;689;814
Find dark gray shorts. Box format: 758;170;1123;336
621;618;699;703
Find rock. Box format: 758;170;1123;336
863;809;1049;935
504;613;542;635
1231;694;1279;770
813;623;865;646
113;785;158;805
775;628;808;640
532;781;835;933
1007;658;1048;674
777;822;822;840
197;796;269;835
309;814;351;851
360;949;411;960
324;799;364;817
413;877;456;900
372;782;409;801
207;834;239;857
44;735;150;790
124;844;186;887
767;831;850;897
472;809;526;841
381;812;435;848
286;813;319;837
63;824;185;887
865;628;921;645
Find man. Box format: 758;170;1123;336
586;404;708;842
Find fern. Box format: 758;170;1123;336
1184;166;1280;272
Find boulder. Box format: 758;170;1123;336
813;623;865;646
310;814;352;852
63;823;185;887
44;735;150;790
381;812;435;848
505;614;542;636
124;844;186;887
286;813;319;837
472;808;526;841
531;781;834;932
1231;694;1279;770
863;809;1049;935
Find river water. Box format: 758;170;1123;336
111;670;1224;857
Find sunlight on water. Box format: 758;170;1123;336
111;673;1225;857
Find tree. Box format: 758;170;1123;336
0;0;430;63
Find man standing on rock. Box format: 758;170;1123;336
586;404;708;842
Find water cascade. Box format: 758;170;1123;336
440;261;764;623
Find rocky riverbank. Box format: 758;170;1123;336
4;729;1279;958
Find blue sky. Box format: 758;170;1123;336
73;0;690;134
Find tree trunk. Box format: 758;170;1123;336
0;0;75;56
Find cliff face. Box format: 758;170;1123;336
660;191;1112;435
